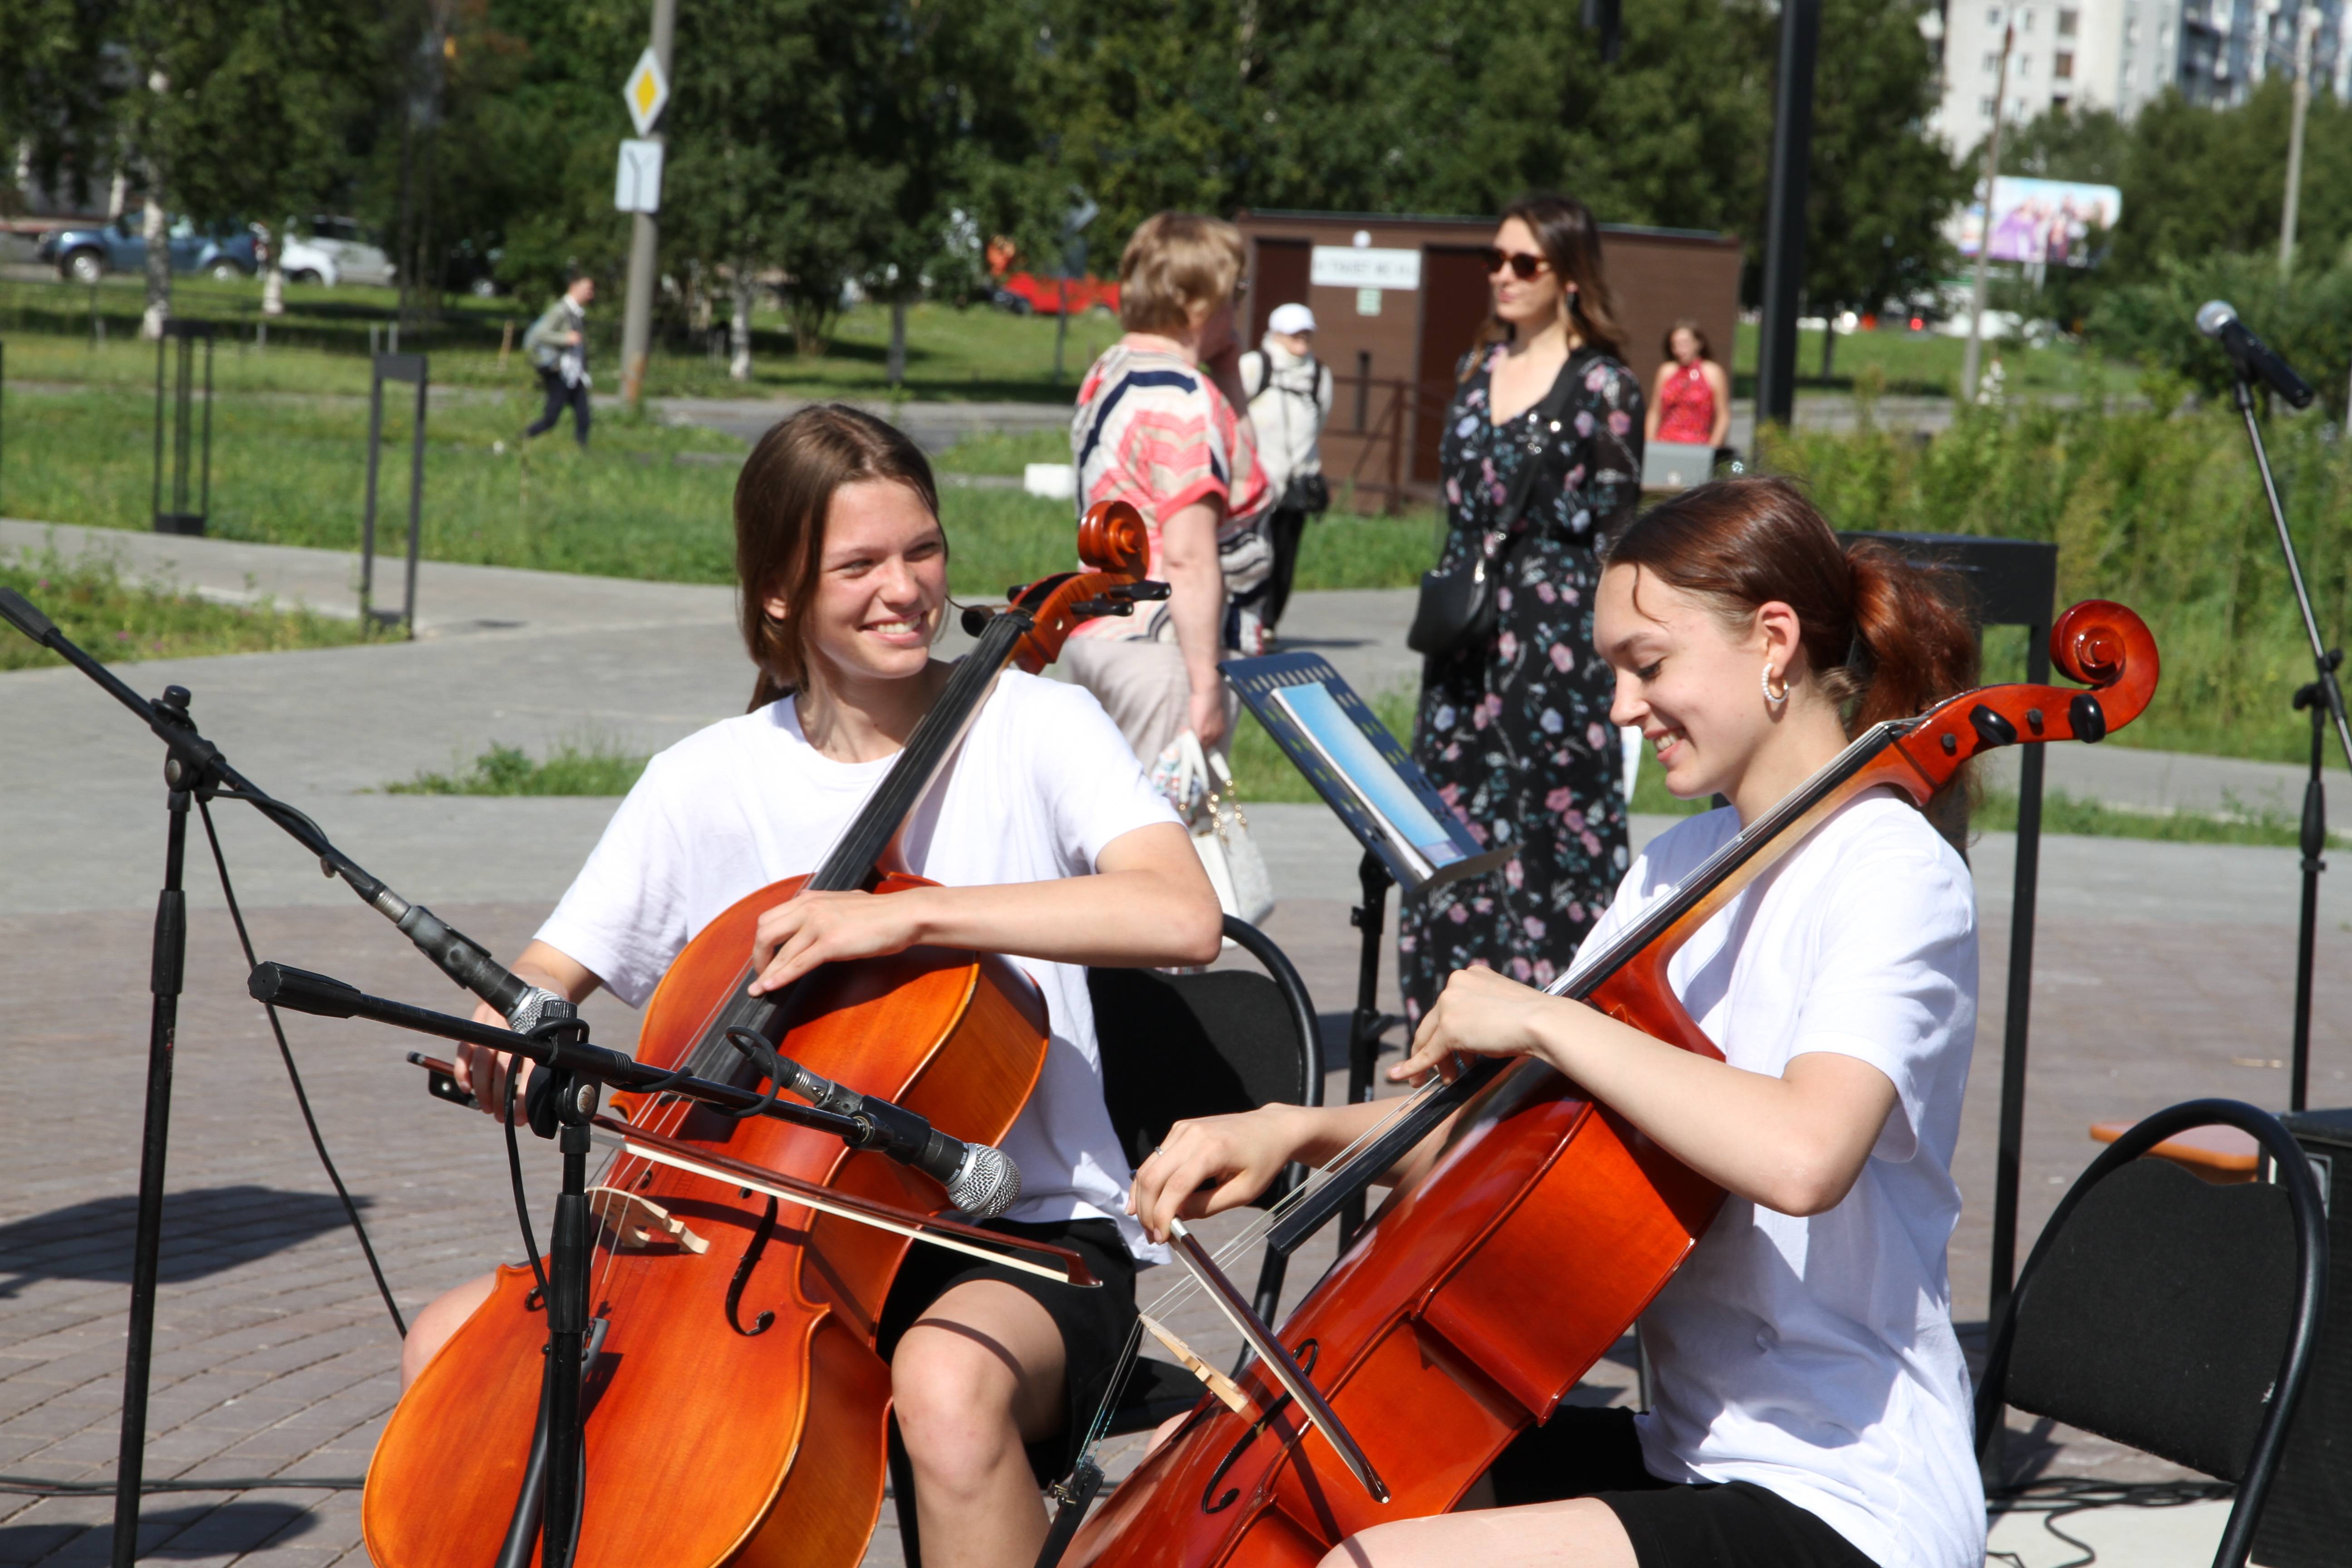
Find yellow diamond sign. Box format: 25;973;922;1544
623;47;669;137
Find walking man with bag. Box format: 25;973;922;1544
523;274;596;449
1239;302;1333;640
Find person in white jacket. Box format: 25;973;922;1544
1239;302;1333;636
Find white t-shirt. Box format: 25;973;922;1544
1567;789;1983;1568
536;670;1182;1259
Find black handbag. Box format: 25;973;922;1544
1406;356;1586;659
1283;472;1331;514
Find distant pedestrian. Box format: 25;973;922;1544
1646;318;1731;450
1239;301;1333;638
1064;212;1270;770
524;275;595;449
1401;191;1644;1024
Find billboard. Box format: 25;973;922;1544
1954;177;2122;266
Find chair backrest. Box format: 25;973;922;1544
2003;1158;2294;1480
1088;917;1322;1198
1977;1098;2328;1568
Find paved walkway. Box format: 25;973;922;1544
3;525;2333;1566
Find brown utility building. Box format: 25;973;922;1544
1235;210;1744;507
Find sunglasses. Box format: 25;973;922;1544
1481;247;1549;280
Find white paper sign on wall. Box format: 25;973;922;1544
614;139;665;214
1311;246;1421;291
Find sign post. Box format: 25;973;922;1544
617;12;675;411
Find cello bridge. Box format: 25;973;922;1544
587;1186;710;1254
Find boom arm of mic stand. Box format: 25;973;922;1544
245;961;871;1141
2231;378;2352;772
1;586;548;1016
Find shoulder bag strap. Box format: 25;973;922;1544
1476;352;1590;568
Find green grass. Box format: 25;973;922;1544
386;737;650;796
0;377;1442;595
1725;317;2139;401
0;544;368;670
0;276;1127;403
1974;786;2348;848
937;429;1075;475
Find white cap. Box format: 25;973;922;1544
1267;302;1316;335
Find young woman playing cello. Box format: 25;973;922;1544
1131;477;1984;1568
403;404;1225;1568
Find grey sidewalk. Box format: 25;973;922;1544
3;524;2334;1567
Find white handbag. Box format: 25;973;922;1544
1173;730;1275;927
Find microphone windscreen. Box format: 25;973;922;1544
946;1144;1022;1220
2195;299;2236;338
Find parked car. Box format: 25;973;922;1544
990;271;1120;316
37;216;260;283
278;216;396;289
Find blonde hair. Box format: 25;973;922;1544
1118;212;1245;334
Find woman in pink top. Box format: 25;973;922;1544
1646;319;1731;449
1065;213;1269;768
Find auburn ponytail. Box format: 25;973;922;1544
1602;477;1979;741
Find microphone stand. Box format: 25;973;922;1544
244;961;875;1568
0;587;580;1564
2230;373;2352;1112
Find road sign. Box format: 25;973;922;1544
615;139;664;214
623;47;669;137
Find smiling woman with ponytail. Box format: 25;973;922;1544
1130;475;1993;1568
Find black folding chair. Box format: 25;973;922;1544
1088;914;1324;1434
889;916;1322;1565
1974;1098;2328;1568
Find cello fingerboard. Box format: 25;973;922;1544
671;608;1036;1090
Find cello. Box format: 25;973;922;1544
366;501;1166;1568
1058;598;2160;1568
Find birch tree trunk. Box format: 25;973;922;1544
140;190;171;339
730;265;755;381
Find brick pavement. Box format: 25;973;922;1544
7;866;2347;1562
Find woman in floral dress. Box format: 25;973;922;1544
1401;192;1645;1022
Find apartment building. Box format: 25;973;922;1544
1931;0;2352;153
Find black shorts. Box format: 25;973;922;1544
1489;1406;1882;1568
875;1215;1140;1485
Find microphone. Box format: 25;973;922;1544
2197;300;2316;409
374;894;565;1030
774;1055;1023;1219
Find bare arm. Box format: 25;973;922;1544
1645;363;1669;441
1705;361;1733;447
748;819;1222;995
455;941;604;1119
1159;500;1230;748
1126;1096;1456;1241
1397;967;1898;1216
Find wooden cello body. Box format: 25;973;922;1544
365;503;1159;1568
1064;600;2161;1568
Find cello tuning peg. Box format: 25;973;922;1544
960;606;992;637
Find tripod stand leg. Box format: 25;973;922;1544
2294;679;2329;1114
1343;853;1396;1244
112;787;191;1568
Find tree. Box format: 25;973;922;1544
127;0;383;319
1801;0;1968;376
661;0;815;378
0;0;127;211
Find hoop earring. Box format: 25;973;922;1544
1762;665;1790;706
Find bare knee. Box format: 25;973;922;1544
400;1272;496;1390
891;1328;1022;1494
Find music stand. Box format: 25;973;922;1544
1223;652;1509;1241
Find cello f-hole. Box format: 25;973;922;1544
1200;1340;1318;1516
726;1197;782;1337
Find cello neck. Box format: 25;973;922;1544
805;606;1034;893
